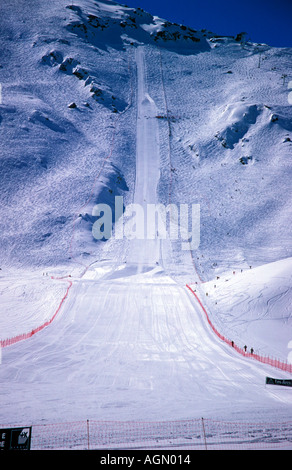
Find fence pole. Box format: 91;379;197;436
201;417;207;450
87;419;90;450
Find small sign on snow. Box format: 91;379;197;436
266;377;292;387
0;427;32;450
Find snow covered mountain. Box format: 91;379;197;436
0;0;291;433
0;0;291;272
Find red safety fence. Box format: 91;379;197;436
0;279;72;349
2;418;291;450
186;284;292;374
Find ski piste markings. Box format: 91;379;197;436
1;45;292;429
0;279;72;348
158;48;292;374
186;284;292;373
0;47;135;349
1;44;288;380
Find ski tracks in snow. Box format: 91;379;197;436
1;46;291;425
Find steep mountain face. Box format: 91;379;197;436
65;1;211;51
0;0;292;429
0;0;291;276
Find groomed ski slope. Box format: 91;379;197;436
0;43;291;427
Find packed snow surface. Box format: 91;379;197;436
0;0;291;430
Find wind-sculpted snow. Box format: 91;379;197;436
214;102;260;149
41;50;128;112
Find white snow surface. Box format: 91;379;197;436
0;0;291;429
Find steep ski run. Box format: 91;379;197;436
0;46;291;426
